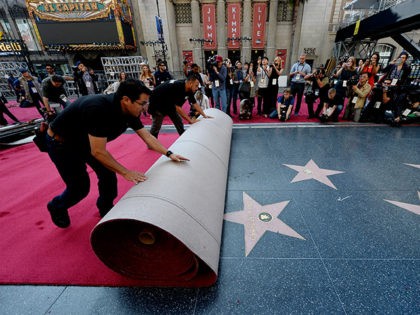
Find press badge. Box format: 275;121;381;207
250;81;254;88
402;109;411;116
260;78;265;84
272;79;277;85
391;79;398;86
230;79;233;85
31;87;38;93
215;80;220;87
352;96;358;103
86;82;91;88
374;102;381;109
342;80;347;87
315;90;319;96
295;74;300;80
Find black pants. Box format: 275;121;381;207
150;110;185;138
257;87;271;115
0;101;20;124
46;135;117;215
290;82;305;114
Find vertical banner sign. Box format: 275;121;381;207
252;2;267;49
227;3;241;50
202;4;217;50
182;50;193;66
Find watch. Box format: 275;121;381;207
165;150;173;157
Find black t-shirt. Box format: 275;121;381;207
50;94;143;152
42;77;67;102
148;79;196;115
153;70;173;86
325;95;342;108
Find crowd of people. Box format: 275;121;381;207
0;53;418;229
1;51;419;128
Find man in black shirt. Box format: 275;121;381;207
42;75;69;120
45;79;188;228
148;76;210;138
319;88;341;122
153;61;173;86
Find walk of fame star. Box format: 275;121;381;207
385;191;420;216
283;159;344;190
224;192;305;256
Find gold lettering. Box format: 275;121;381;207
91;2;98;10
62;4;69;11
56;4;62;11
49;4;55;12
84;3;91;11
5;44;11;51
68;4;75;11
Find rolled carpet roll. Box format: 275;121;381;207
90;108;232;287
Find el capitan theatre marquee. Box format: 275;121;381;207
26;0;136;51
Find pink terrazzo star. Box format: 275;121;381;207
283;159;344;190
224;192;305;256
385;191;420;216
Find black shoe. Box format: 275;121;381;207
47;201;70;228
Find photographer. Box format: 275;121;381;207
269;88;294;121
334;57;357;120
289;53;311;116
304;66;329;119
394;92;419;125
257;56;272;117
208;55;227;113
319;88;341;123
231;61;244;115
351;73;371;122
379;51;411;87
225;59;235;116
268;56;284;114
42;75;70;122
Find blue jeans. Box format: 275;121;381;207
212;88;227;113
46;135;117;215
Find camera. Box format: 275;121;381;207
206;56;218;71
347;75;359;86
279;105;287;121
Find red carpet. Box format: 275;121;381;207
0;133;180;286
3;97;344;126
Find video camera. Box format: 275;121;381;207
206;55;218;72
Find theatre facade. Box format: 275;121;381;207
0;0;349;74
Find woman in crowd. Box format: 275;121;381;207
334;56;358;120
103;71;126;94
360;52;381;88
268;56;284;113
139;63;156;90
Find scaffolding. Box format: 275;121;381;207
101;56;146;85
0;61;28;98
